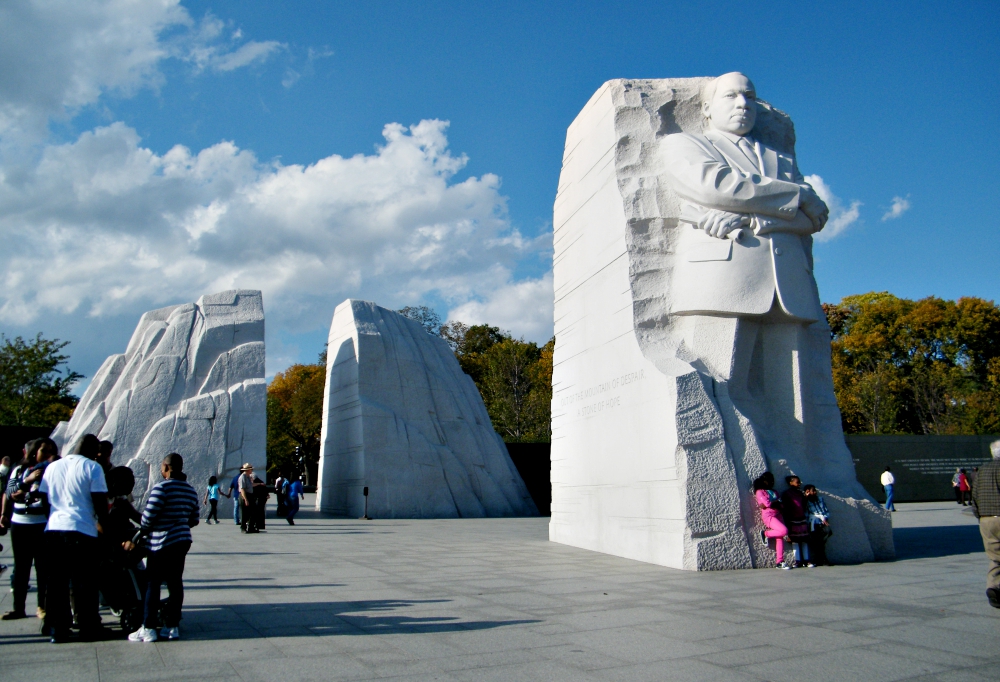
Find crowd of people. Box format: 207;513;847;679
753;472;833;570
0;434;304;643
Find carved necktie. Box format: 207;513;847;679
737;137;760;173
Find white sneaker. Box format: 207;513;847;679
128;626;158;642
159;626;180;640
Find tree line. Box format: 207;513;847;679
6;292;1000;467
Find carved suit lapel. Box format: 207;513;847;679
704;129;759;176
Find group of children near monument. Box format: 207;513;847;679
753;472;832;570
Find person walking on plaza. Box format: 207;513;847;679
971;442;1000;609
285;475;303;525
881;467;896;511
0;439;53;620
953;468;965;505
204;476;221;524
127;453;200;642
238;463;257;533
38;434;111;643
274;473;286;518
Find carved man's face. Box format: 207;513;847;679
703;73;757;136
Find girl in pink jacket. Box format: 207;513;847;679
753;473;792;570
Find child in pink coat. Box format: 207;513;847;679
753;473;793;569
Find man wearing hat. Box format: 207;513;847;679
238;464;257;533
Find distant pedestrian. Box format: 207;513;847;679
951;469;968;506
227;472;241;525
252;475;269;530
204;476;221;524
753;473;792;570
881;467;896;511
803;485;832;566
971;441;1000;609
781;476;813;568
285;476;303;525
274;474;286;517
238;464;257;533
127;453;200;643
38;434;111;643
959;469;972;506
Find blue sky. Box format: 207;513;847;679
1;0;997;390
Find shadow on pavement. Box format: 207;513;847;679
183;599;540;639
893;524;983;560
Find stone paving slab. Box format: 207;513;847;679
0;500;996;681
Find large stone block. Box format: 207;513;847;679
51;290;266;514
550;78;892;570
316;299;537;518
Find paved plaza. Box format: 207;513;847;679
1;499;997;681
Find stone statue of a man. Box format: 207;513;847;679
662;72;829;321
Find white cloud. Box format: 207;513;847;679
0;2;282;146
0;119;549;344
882;195;911;221
805;174;862;242
448;270;554;343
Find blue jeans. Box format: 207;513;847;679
884;484;895;510
233;494;241;524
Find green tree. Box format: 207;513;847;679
267;362;326;482
397;306;442;335
826;292;1000;434
0;333;82;427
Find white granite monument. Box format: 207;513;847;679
316;299;538;518
51;290;266;512
550;74;893;570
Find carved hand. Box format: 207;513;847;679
698;209;751;239
798;186;829;230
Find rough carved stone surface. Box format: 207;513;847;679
550;78;892;570
51;290;266;513
316;300;537;518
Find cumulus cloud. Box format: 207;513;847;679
0;1;282;145
882;195;911;221
805;174;862;242
448;270;554;342
0;119;549;343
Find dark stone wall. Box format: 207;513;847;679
847;434;997;503
504;442;551;516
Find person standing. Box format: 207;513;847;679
953;468;964;505
228;472;242;525
753;474;792;570
238;464;256;533
881;467;896;511
803;484;832;566
971;442;1000;609
274;474;286;518
958;469;972;506
781;476;813;568
37;434;110;643
96;441;114;475
285;475;303;525
0;439;51;620
127;453;200;642
204;476;221;524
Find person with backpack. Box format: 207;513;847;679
126;453;200;642
0;439;51;621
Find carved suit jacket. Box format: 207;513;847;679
660;128;823;322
